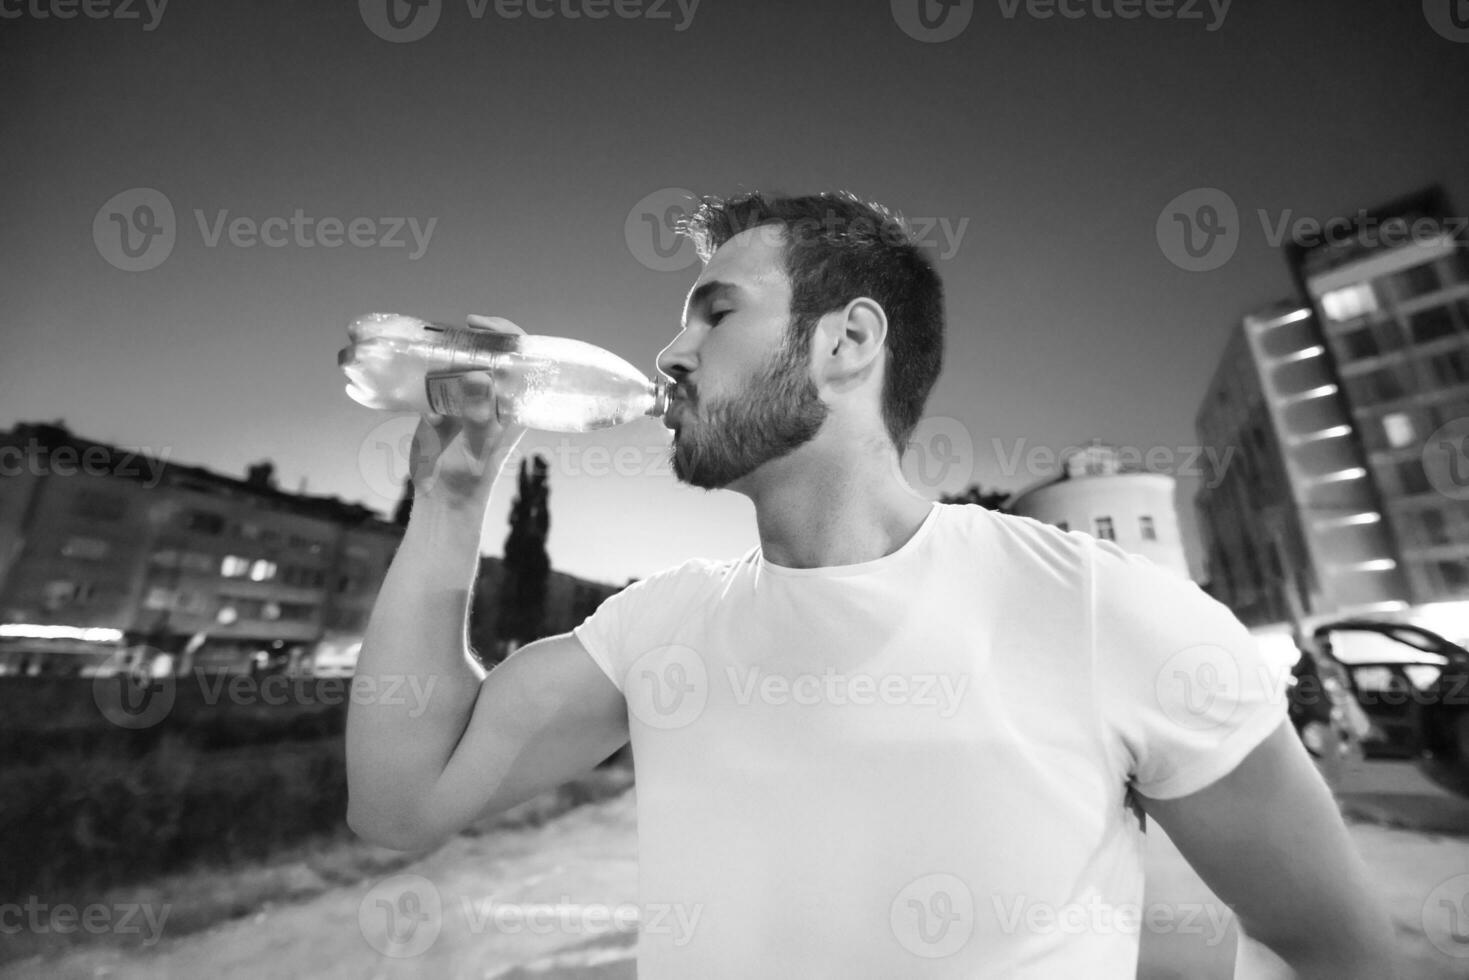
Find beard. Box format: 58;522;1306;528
670;326;829;490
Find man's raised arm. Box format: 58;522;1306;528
344;318;629;851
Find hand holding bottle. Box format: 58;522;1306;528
407;315;529;512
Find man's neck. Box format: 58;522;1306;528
741;446;935;570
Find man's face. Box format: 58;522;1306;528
656;226;829;490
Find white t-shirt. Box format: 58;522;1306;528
572;502;1287;978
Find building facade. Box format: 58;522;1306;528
0;422;406;674
1007;444;1191;580
1195;186;1469;635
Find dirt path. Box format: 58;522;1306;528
6;773;1467;978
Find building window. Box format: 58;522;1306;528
1339;327;1379;361
143;587;176;610
262;601;282;621
1140;516;1156;541
1392;263;1441;303
1436;560;1469;593
184;510;226;535
1319;283;1378;323
43;580;95;609
1411;307;1457;345
1429;350;1469;387
181;552;217;574
1419;509;1451;547
1094;516;1115;542
249;559;278;582
1382;412;1417;449
221;555;251;578
239;522;262;541
69;490;127;521
61;536;110;561
1396;459;1432;497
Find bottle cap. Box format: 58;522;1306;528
649;379;671;418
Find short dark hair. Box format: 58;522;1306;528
679;191;945;451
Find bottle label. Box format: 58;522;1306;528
425;371;470;417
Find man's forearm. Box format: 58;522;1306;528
344;496;494;843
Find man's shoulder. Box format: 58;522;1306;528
616;553;746;598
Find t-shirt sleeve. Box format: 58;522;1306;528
571;559;718;694
1090;539;1290;801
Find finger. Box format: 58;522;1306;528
465;314;526;336
456;371;499;427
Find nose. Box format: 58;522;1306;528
656;328;699;388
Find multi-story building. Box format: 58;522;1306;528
1007;443;1191;580
1286;186;1469;607
0;421;406;674
1195;186;1469;637
1195;303;1410;628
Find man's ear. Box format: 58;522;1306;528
815;297;887;390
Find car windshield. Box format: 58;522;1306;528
1321;628;1450;666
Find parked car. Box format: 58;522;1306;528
1306;620;1469;798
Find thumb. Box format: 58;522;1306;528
465;314;526;336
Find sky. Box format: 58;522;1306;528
2;0;1468;584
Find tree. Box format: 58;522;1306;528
497;455;552;650
939;485;1011;511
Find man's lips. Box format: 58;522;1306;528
664;394;693;429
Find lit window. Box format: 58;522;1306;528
249;559;278;582
221;555;250;578
143;587;176;610
1140;516;1156;541
262;601;281;621
1095;516;1115;541
1382;413;1416;449
1319;283;1379;323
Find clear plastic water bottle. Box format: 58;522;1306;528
337;313;670;432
